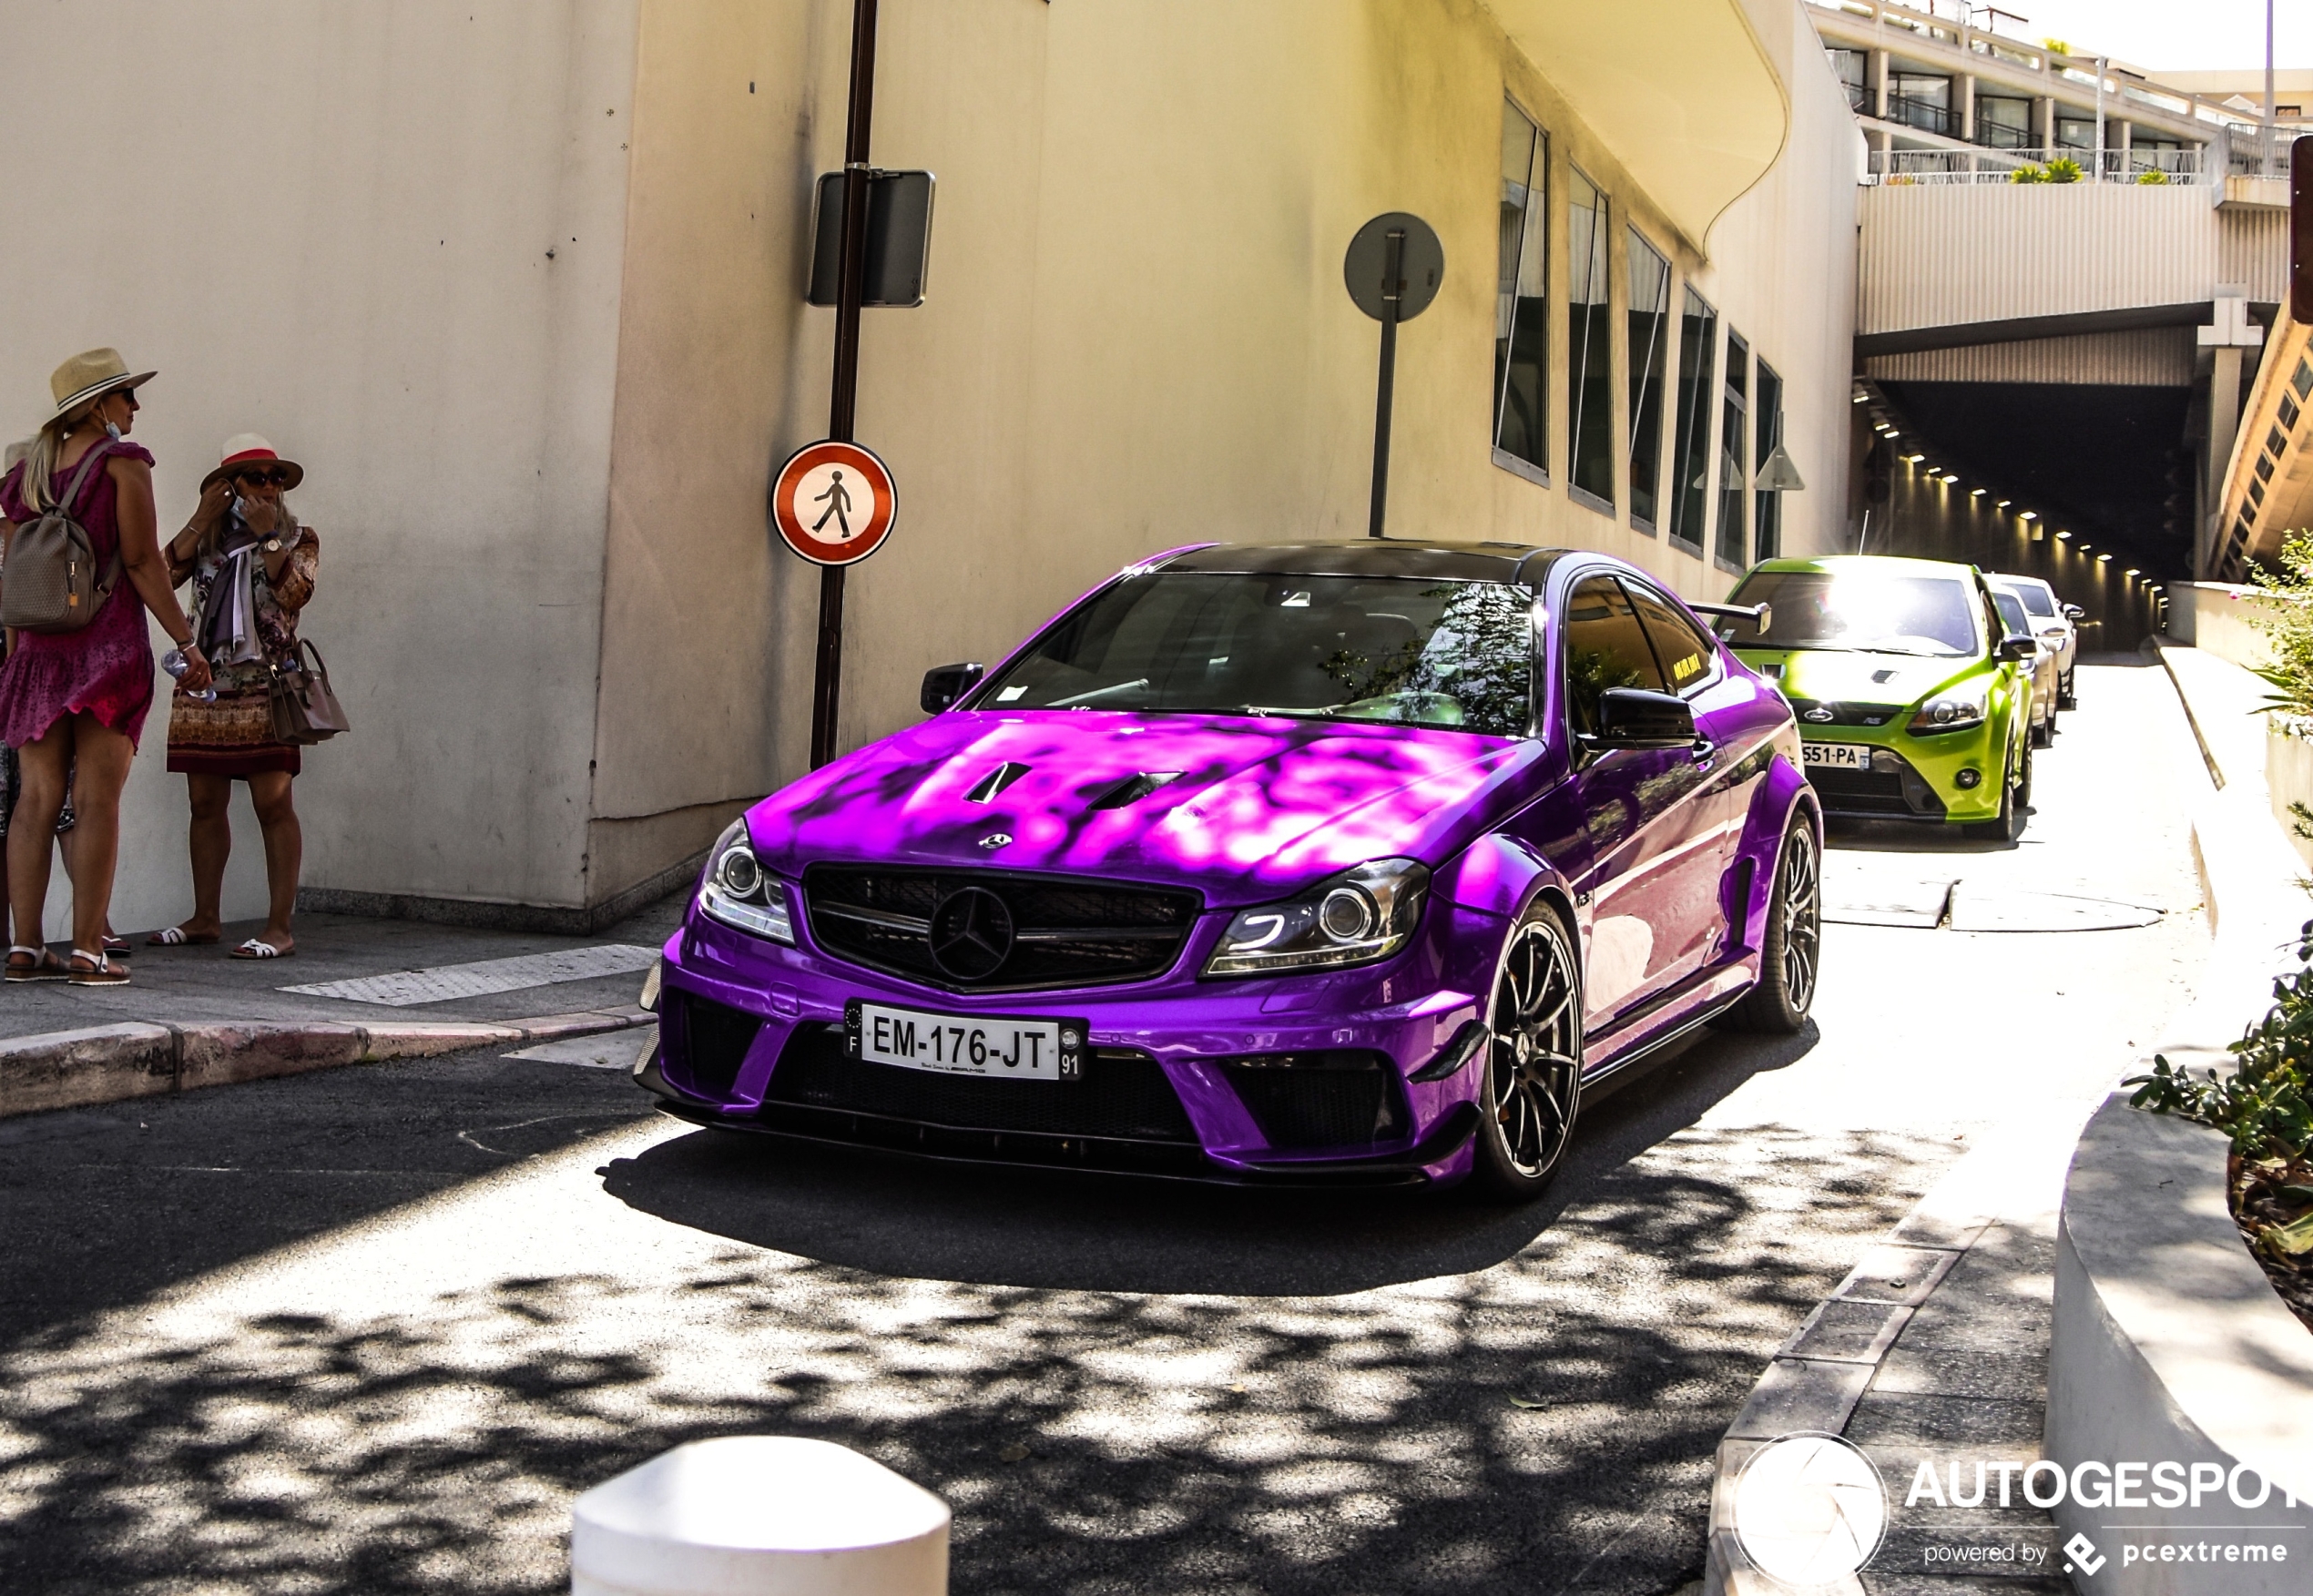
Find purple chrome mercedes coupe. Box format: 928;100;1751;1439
638;541;1819;1197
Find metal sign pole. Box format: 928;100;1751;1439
810;0;880;770
1367;228;1405;539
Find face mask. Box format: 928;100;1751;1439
104;422;123;442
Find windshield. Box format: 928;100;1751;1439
2002;580;2056;618
973;573;1534;736
1728;570;1981;658
1992;590;2033;638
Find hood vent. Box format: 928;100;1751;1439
1086;771;1184;811
1871;668;1897;685
963;762;1031;804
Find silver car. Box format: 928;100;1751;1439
1992;585;2058;747
1990;574;2084;709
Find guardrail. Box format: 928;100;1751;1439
1864;147;2213;185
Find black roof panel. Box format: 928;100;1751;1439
1160;540;1571;585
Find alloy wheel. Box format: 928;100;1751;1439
1486;918;1581;1178
1779;827;1821;1014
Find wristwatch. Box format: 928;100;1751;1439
262;537;282;553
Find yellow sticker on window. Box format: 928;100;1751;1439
1672;654;1700;681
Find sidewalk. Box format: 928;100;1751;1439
0;886;682;1119
1707;642;2298;1596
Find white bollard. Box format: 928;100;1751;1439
572;1436;950;1596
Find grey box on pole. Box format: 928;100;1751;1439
808;170;936;308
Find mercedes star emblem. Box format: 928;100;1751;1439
928;886;1015;981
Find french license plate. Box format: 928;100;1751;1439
844;1000;1084;1082
1802;742;1876;771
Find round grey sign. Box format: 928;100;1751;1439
1344;213;1443;322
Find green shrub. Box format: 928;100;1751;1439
2011;163;2050;184
2135;168;2171;185
2247;532;2313;724
2044;158;2084;184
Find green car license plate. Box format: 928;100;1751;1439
1802;742;1874;771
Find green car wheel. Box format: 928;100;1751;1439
1963;737;2031;841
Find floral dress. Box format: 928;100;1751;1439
165;520;319;778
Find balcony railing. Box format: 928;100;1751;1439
1865;147;2212;185
1885;93;1954;136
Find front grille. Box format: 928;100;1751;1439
1222;1052;1406;1150
669;991;761;1097
803;867;1198;992
1787;698;1901;727
763;1023;1199;1143
1808;757;1946;818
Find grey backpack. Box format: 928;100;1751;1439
3;443;122;635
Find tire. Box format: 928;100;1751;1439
1469;902;1584;1202
2032;708;2053;749
2057;670;2076;711
1717;814;1821;1035
1963;737;2030;841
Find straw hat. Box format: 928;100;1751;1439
199;433;304;493
47;348;155;422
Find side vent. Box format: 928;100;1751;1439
1086;771;1184;811
964;762;1031;804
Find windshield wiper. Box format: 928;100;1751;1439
1048;678;1150;707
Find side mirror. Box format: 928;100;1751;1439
920;663;984;715
1997;634;2037;663
1594;687;1697;749
2062;604;2085;621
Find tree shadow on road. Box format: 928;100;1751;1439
599;1024;1827;1296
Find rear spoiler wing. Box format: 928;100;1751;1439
1686;601;1771;635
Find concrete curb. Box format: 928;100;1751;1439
0;1006;655;1122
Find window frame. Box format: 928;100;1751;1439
1623;576;1727;700
1753;358;1784;563
1625;227;1672;535
1716;330;1750;574
1491;97;1552;488
1667;287;1719;559
1565;165;1615;514
1556;568;1671;749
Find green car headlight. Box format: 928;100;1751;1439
1908;686;1988;736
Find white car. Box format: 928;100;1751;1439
1990;574;2084;709
1992;585;2058;747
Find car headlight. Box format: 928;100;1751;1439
697;819;794;943
1908;686;1988;736
1204;859;1429;977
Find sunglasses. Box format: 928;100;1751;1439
236;468;293;487
113;389;139;412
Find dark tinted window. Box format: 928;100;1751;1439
1992;589;2031;637
2003;580;2056;617
1562;574;1668;737
1625;583;1721;696
977;574;1534;737
1727;569;1981;657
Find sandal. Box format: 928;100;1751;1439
101;933;129;957
5;945;68;983
230;938;294;960
147;926;220;947
67;950;129;986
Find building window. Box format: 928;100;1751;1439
1890;74;1953;136
1754;360;1784;561
1827;48;1868;112
1668;288;1717;555
2056;117;2096;150
1717;331;1749;571
1625;229;1672;533
1493;100;1549;483
1566;168;1614;510
1974;96;2033;149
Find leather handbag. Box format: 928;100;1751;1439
1;443;123;634
268;639;350;745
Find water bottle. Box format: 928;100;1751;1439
162;647;217;703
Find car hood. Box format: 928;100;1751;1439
746;710;1540;907
1734;647;1984;708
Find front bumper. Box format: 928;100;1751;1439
640;891;1506;1185
1797;724;2003;823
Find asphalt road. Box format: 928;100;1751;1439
0;656;2208;1596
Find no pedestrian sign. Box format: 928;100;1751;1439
772;440;897;566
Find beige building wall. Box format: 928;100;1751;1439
596;0;1864;918
0;0;640;934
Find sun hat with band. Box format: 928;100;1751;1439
47;347;156;422
200;433;304;494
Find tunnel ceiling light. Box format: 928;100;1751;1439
1995;499;2011;508
1941;474;1959;483
1971;488;1986;497
2054;529;2069;538
2020;511;2038;520
1908;454;1926;463
2097;554;2112;563
1885;431;1901;439
2125;568;2140;576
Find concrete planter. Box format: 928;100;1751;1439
2268;723;2313;875
2047;1094;2313;1592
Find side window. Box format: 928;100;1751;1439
1562;574;1668;739
1624;581;1722;697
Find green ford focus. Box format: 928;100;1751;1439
1717;556;2040;840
